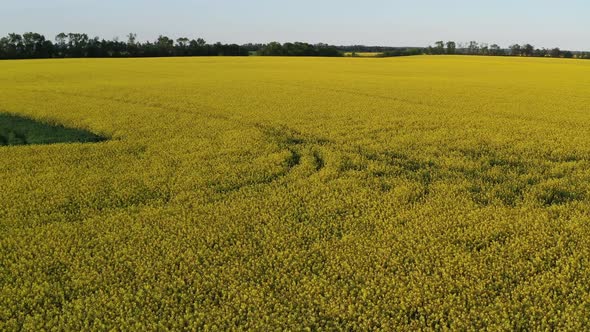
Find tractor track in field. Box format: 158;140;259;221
10;87;439;200
11;88;332;197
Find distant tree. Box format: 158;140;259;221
196;38;206;47
446;41;456;54
550;47;561;58
187;39;205;55
175;37;190;55
381;48;423;57
176;37;189;47
66;33;89;57
156;35;174;56
85;37;102;57
522;44;534;56
434;41;445;54
0;37;7;58
22;32;40;57
55;33;67;44
468;41;479;55
316;43;341;56
283;42;310;56
126;33;139;57
54;33;67;57
480;43;489;55
127;33;137;45
489;44;503;56
509;44;521;56
563;51;573;58
1;33;24;58
534;48;547;57
259;42;283;56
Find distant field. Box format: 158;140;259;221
344;51;383;57
2;56;590;330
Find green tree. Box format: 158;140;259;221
434;41;445;54
550;48;561;58
468;41;479;55
176;37;189;48
509;44;521;56
489;44;503;56
522;44;534;56
156;35;174;56
127;33;137;45
446;41;456;54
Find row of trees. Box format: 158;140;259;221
380;48;424;57
0;32;249;59
427;41;588;59
2;33;588;60
257;42;341;56
0;32;344;59
335;45;421;53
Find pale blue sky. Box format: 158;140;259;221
2;0;589;50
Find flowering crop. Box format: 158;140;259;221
2;56;590;330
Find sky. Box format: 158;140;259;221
2;0;589;50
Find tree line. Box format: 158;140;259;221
426;41;589;59
257;42;340;57
0;32;249;59
0;32;344;59
2;32;589;60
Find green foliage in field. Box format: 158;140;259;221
0;113;105;146
2;56;590;330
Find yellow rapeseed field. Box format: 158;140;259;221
344;52;383;57
2;55;590;330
